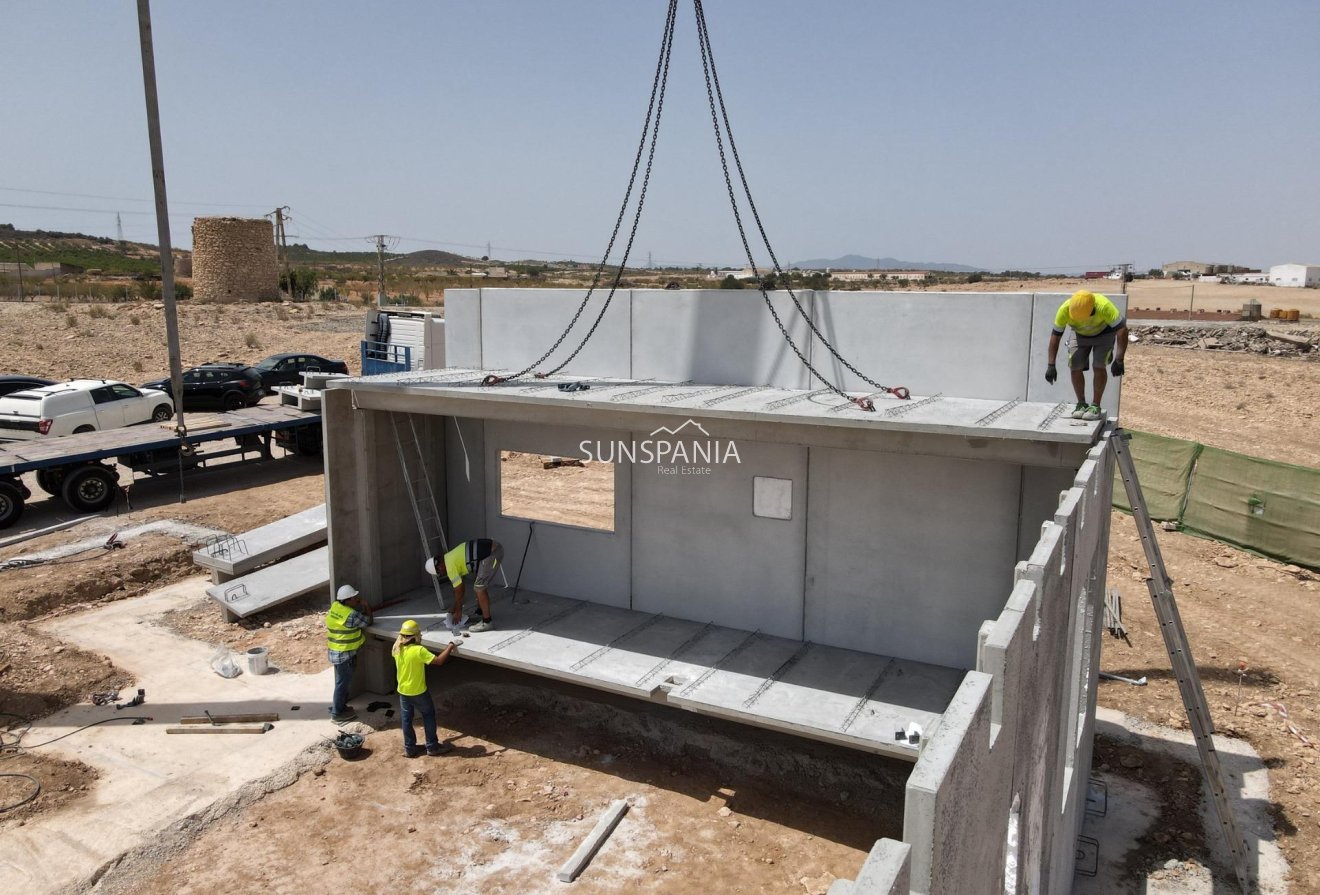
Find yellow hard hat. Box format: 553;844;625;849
1068;290;1096;322
400;619;421;636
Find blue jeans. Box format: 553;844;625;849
331;652;357;716
400;693;438;751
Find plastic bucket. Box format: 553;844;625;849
246;646;270;675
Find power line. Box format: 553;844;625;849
0;185;268;209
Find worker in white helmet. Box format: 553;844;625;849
326;583;373;724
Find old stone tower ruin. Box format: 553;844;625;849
191;216;279;303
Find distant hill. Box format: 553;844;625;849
793;254;983;273
392;249;472;267
0;223;166;275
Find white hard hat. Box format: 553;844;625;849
336;584;359;601
424;557;438;576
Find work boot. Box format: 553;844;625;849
468;618;494;633
426;743;453;756
1082;404;1104;421
1069;401;1088;419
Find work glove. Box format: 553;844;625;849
1110;358;1125;377
1044;363;1057;385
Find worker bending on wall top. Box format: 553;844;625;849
392;619;459;757
326;583;372;724
1044;290;1128;421
425;538;504;633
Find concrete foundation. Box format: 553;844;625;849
322;289;1117;894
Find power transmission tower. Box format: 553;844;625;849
272;206;291;297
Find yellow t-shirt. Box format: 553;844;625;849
1053;294;1123;338
393;643;436;697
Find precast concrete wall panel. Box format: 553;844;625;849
478;288;632;378
1026;292;1128;407
903;672;1006;895
813;291;1035;401
629;290;812;389
631;438;808;639
804;448;1020;669
484;420;631;608
443;289;483;368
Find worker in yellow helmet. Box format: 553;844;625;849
1044;290;1128;420
424;538;504;633
326;584;372;724
392;619;460;758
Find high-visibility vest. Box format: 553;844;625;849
326;601;364;653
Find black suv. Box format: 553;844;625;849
142;363;265;412
254;353;349;391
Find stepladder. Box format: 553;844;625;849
1111;428;1253;893
390;412;449;614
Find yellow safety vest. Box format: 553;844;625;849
326;600;365;653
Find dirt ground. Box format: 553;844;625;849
103;667;901;895
4;299;1320;891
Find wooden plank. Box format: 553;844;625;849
165;725;271;734
178;713;280;724
556;799;630;882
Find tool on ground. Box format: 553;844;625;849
1113;428;1252;894
511;520;535;605
1098;671;1147;687
390;412;450;616
166;723;272;735
180;712;279;725
117;688;145;710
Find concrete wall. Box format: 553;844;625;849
446;289;1127;410
804;449;1021;669
833;434;1113;895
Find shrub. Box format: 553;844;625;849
244;332;261;349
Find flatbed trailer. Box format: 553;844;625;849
0;402;322;529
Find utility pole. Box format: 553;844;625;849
135;0;186;442
373;234;389;306
273;206;291;298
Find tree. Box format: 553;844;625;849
279;267;319;300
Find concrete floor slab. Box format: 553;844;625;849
0;577;356;895
191;503;326;577
204;544;329;618
368;588;964;761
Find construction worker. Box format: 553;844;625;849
424;538;504;633
326;584;373;724
1044;290;1128;421
392;619;459;757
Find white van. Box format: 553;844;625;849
0;380;173;441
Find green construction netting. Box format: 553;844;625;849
1111;431;1202;521
1113;430;1320;571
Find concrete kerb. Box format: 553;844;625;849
0;577;373;895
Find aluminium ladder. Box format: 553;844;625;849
390;412;450;613
1112;429;1253;894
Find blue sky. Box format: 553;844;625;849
2;1;1317;271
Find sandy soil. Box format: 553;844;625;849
112;666;900;895
3;297;1320;891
